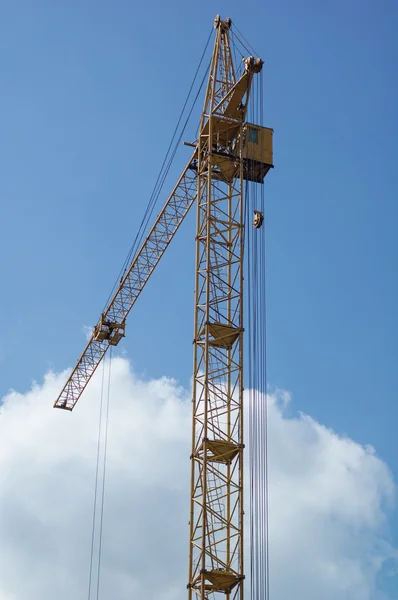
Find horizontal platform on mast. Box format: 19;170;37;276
194;439;242;464
204;569;243;593
196;321;241;349
188;569;243;594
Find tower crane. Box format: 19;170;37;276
54;15;273;600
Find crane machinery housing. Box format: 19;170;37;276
54;15;273;600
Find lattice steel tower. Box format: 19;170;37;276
53;15;273;600
187;16;271;600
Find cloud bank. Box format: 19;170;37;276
0;357;396;599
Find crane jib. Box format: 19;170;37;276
54;156;198;410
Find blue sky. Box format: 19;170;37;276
0;0;397;595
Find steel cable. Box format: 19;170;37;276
87;348;113;600
95;347;112;599
102;28;213;312
87;358;106;600
246;71;270;600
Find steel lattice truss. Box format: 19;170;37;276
188;17;254;600
189;176;244;600
54;161;197;409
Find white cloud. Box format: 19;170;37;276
266;392;397;599
0;357;396;599
82;324;94;341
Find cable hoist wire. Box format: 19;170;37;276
102;28;213;313
132;59;210;260
231;25;259;59
87;358;106;600
230;34;245;81
95;348;112;599
87;348;113;600
245;71;270;600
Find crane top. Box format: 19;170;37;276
214;15;231;30
214;15;263;75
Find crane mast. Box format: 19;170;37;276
189;17;264;600
53;15;273;600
